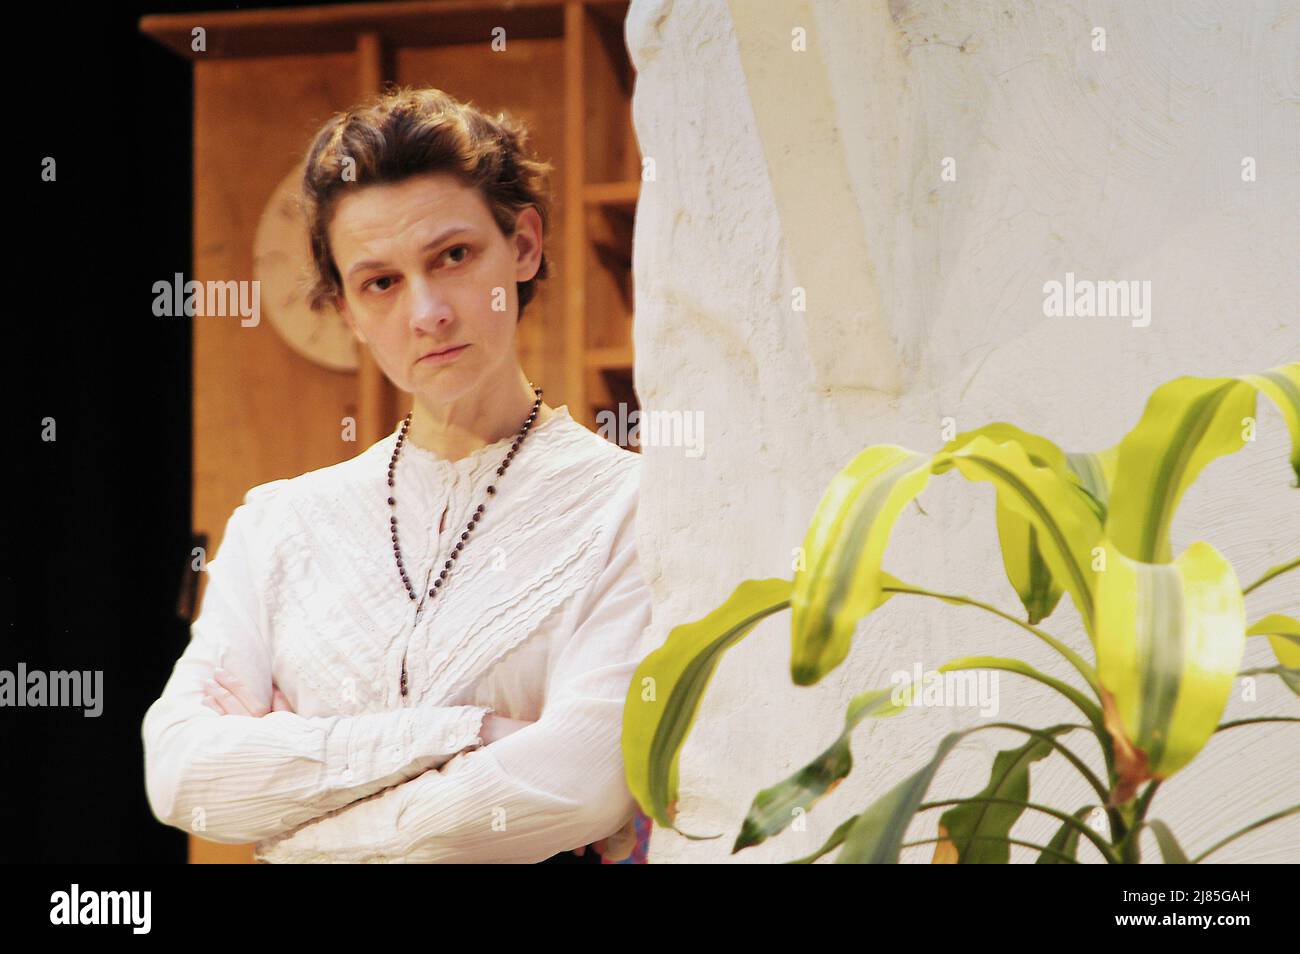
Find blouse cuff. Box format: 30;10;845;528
414;704;494;760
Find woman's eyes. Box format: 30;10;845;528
361;246;471;294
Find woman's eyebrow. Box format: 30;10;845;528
346;225;474;278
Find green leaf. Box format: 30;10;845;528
836;732;966;863
622;577;793;833
733;683;911;852
1036;806;1098;864
785;815;855;864
1144;820;1190;863
935;725;1073;863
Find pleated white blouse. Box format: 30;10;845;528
142;405;653;863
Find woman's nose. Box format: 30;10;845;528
406;275;454;331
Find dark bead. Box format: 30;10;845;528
451;551;459;559
388;478;394;487
454;541;463;550
444;560;452;569
487;486;495;494
439;569;448;579
476;505;484;513
496;467;504;475
461;531;469;540
433;579;442;588
388;497;395;506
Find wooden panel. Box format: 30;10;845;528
140;0;565;61
191;50;360;864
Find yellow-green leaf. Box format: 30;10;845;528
1066;444;1120;519
790;446;930;684
1247;613;1300;668
935;436;1105;639
943;423;1092;624
1095;539;1246;801
1106;364;1300;563
1241;364;1300;486
622;577;792;832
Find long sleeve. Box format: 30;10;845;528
142;492;494;845
255;486;653;863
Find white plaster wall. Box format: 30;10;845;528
626;0;1300;863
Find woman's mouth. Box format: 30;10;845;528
419;344;470;364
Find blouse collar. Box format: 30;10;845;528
392;404;575;479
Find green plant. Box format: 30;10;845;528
622;363;1300;863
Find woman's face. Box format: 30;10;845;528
329;171;543;403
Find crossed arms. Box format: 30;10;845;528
142;490;652;862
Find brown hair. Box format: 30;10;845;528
301;85;555;319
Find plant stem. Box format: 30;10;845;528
918;795;1121;863
1190;803;1300;863
1215;716;1300;732
966;721;1110;803
1115;780;1162;864
1243;555;1300;595
881;582;1101;696
902;834;1079;864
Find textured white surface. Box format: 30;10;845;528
627;0;1299;862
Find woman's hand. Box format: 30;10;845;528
201;667;293;716
478;712;534;745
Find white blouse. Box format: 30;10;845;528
141;405;653;863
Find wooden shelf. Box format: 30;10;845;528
585;345;633;370
583;180;640;208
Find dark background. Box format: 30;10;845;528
3;0;357;865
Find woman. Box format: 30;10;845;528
142;87;652;864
